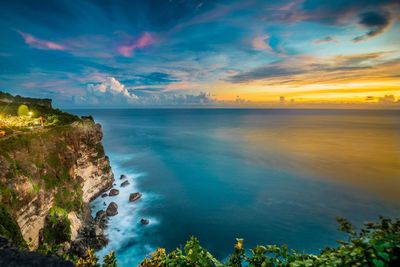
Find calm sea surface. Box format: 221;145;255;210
70;109;400;266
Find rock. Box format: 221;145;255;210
94;210;108;229
95;210;107;221
106;202;118;216
129;192;142;202
101;193;108;198
109;189;119;196
140;218;149;225
120;174;127;180
95;225;103;236
121;180;130;187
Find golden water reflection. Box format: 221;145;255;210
216;112;400;202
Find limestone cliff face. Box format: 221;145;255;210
0;120;114;248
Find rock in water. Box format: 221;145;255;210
120;174;127;180
129;192;142;202
95;210;107;221
140;218;150;225
106;202;118;216
109;189;119;196
121;180;130;187
101;193;108;198
94;210;108;229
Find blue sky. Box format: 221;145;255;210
0;0;399;107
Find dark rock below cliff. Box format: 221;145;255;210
129;192;142;202
106;202;118;216
95;210;107;221
109;189;119;196
140;219;150;225
121;180;130;187
69;219;108;258
0;236;74;267
101;193;108;198
120;174;127;180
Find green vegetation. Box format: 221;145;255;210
140;217;400;267
75;249;118;267
41;206;71;246
0;204;26;248
103;251;118;267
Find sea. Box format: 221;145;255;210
69;108;400;266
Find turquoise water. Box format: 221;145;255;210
70;109;400;266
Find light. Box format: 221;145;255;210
28;111;33;117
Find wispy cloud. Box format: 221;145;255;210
313;35;337;44
252;34;272;51
226;52;398;84
17;30;66;50
117;32;154;57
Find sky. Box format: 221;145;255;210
0;0;400;107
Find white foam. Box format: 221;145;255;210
91;153;158;265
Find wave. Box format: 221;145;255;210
91;153;159;266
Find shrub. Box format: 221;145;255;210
140;217;400;267
76;249;99;267
103;251;118;267
41;206;71;246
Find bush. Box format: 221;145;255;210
140;217;400;267
103;251;118;267
41;206;71;246
76;249;118;267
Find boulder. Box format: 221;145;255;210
129;192;142;202
109;189;119;196
121;180;130;187
120;174;127;180
101;193;108;198
140;218;150;225
95;210;107;221
106;202;118;216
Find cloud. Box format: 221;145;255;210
313;35;337;44
122;72;180;86
228;64;302;83
227;52;395;83
264;0;399;42
17;31;66;50
378;94;396;103
353;11;391;42
252;34;272;51
86;77;138;104
80;76;214;106
117;32;154;57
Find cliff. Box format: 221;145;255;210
0;119;114;249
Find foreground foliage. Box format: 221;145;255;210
140;216;400;267
76;249;118;267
